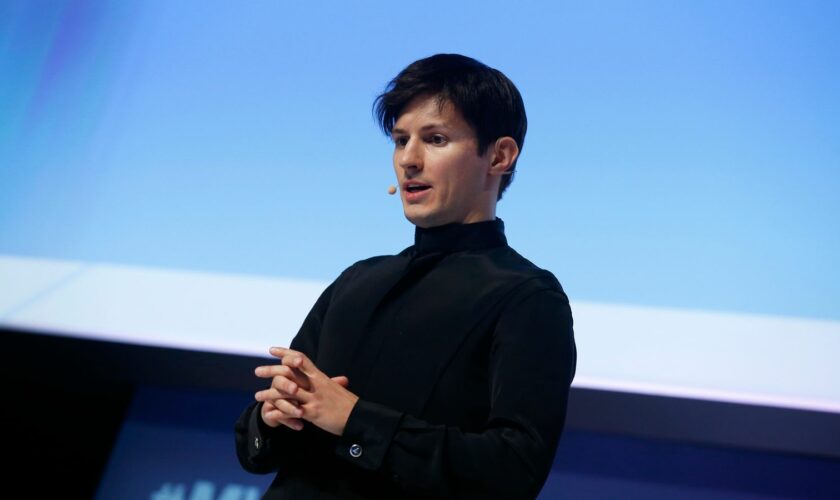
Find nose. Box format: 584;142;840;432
396;137;423;173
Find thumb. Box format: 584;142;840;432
330;375;350;387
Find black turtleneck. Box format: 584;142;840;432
236;217;576;500
412;218;508;255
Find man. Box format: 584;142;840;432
235;53;576;499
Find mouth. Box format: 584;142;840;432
403;181;432;202
403;181;431;193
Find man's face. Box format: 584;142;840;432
391;94;497;228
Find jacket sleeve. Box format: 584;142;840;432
234;278;338;474
332;285;577;499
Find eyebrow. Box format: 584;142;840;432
391;123;448;135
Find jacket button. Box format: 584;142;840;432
349;444;363;458
254;437;261;450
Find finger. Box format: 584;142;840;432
269;346;296;362
255;364;297;379
256;364;311;391
331;375;350;387
270;347;312;372
271;375;300;396
277;350;320;378
273;397;305;419
255;383;301;402
280;417;305;431
255;388;285;402
260;398;277;415
254;372;295;399
264;410;304;431
261;398;297;415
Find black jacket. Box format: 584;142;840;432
235;219;576;499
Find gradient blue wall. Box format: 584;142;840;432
2;0;838;321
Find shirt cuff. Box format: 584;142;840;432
335;399;404;471
248;401;277;458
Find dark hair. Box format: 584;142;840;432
374;54;527;201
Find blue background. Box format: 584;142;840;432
2;0;838;321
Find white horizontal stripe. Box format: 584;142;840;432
2;255;838;414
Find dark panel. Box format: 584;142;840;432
4;326;840;463
567;387;840;459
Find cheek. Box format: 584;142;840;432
451;166;480;194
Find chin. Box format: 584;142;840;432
403;208;432;228
403;209;454;229
404;213;430;228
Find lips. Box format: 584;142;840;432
403;181;432;202
403;181;431;193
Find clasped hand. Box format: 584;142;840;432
254;347;359;436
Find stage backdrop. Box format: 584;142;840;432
2;0;839;414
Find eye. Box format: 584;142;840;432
429;134;447;145
393;136;408;148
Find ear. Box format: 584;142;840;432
488;137;519;177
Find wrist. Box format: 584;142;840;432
337;394;360;436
